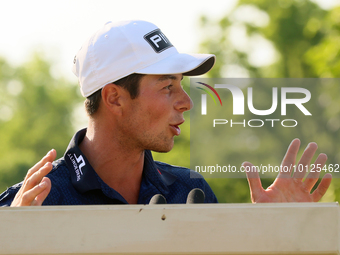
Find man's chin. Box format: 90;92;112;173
151;145;173;153
150;142;174;153
151;148;172;153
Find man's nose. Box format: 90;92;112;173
175;88;193;112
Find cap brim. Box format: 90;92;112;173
135;53;215;76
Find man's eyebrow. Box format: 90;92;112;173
158;75;184;82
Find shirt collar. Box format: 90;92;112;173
64;128;177;197
143;149;175;195
64;128;101;193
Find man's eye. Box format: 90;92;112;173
164;85;173;90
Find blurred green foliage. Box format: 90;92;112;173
197;0;340;203
0;54;82;192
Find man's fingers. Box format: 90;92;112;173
12;177;51;206
243;161;263;202
293;142;318;180
311;173;332;202
10;150;56;207
24;162;54;191
304;153;327;191
25;149;56;180
280;139;300;177
32;177;52;206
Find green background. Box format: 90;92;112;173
1;0;340;203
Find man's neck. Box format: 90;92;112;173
78;122;144;204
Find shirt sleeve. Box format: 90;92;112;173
0;183;22;207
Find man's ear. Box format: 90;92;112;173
101;84;126;115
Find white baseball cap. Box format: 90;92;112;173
72;20;216;97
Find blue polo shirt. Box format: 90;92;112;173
0;129;218;205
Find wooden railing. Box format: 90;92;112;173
0;203;339;254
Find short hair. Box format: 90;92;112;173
84;73;145;116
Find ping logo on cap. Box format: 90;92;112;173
144;29;173;53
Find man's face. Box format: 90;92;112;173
119;74;192;152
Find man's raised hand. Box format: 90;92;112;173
244;139;332;203
11;149;56;206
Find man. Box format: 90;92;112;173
0;20;332;206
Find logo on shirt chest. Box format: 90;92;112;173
67;153;85;182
